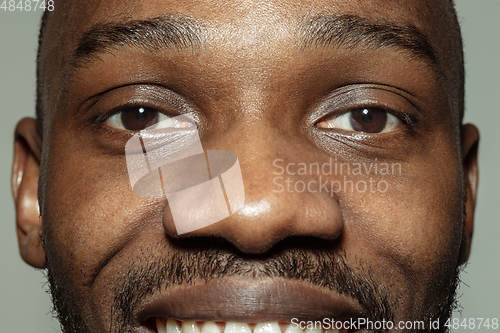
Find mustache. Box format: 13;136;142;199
113;236;393;331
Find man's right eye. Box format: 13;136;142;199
105;107;193;131
316;107;404;134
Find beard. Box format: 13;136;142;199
43;235;461;333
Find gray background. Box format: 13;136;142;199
0;1;498;332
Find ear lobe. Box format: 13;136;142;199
12;117;45;269
458;123;479;266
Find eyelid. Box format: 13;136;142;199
100;106;198;135
83;84;199;129
310;85;420;130
316;106;415;129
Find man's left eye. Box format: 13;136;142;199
105;107;193;131
316;108;403;134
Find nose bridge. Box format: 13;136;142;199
162;115;344;253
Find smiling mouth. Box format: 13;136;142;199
135;278;366;333
144;319;354;333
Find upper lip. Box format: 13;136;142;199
135;277;366;324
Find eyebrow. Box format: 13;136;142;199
301;14;440;73
68;14;439;75
70;16;203;68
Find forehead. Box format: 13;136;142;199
56;0;445;38
48;0;450;59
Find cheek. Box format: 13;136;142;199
339;149;464;278
41;141;163;287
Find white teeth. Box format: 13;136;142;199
202;322;222;333
167;319;182;333
157;321;339;333
224;322;252;333
284;325;304;333
156;318;167;333
182;321;201;333
254;322;281;333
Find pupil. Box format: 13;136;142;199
136;108;147;122
361;109;372;123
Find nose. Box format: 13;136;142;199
162;118;344;254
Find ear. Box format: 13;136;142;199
458;123;479;266
12;117;45;269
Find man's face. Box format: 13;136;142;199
13;0;479;332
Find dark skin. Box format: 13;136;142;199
12;0;479;332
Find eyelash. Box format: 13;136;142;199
315;106;418;130
91;103;165;127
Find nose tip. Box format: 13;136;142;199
237;200;272;218
225;194;344;254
